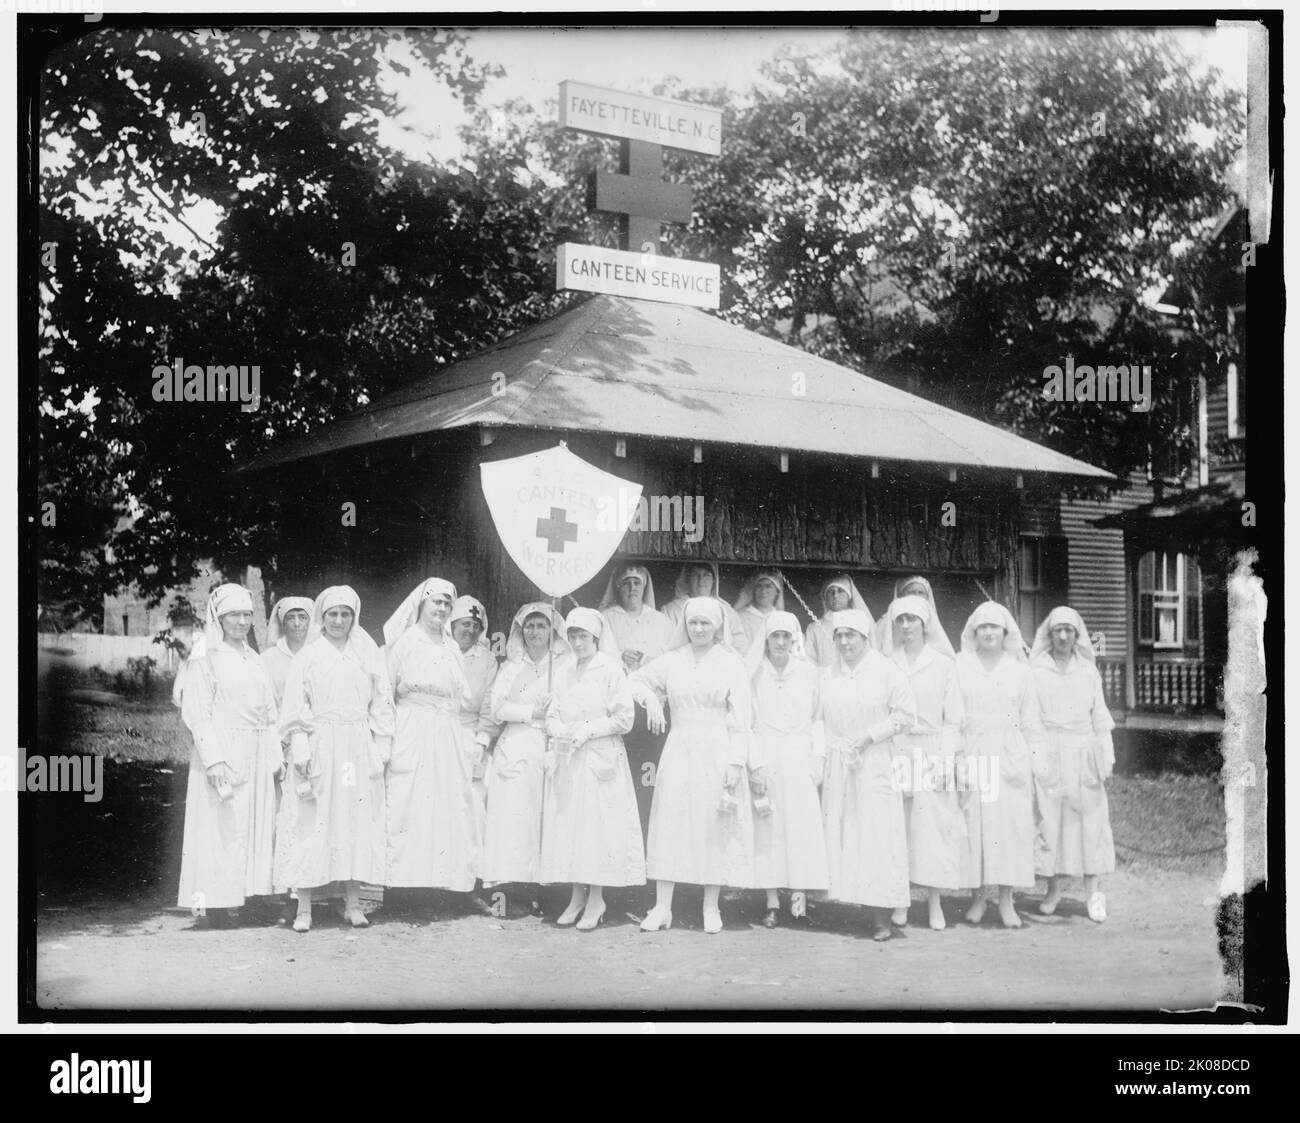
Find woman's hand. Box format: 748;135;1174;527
531;693;553;721
643;697;666;735
724;763;744;791
748;766;768;796
205;762;233;790
569;722;591;749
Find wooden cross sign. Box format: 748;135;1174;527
560;80;721;254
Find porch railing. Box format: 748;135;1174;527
1096;658;1222;714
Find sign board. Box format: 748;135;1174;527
479;443;643;598
559;80;722;156
556;243;720;310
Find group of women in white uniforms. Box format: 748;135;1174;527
174;564;1117;937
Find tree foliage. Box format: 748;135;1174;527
38;26;1243;620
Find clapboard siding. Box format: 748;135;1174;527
1057;477;1156;661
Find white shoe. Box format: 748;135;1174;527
556;899;586;927
640;906;673;932
703;907;723;934
1087;891;1107;923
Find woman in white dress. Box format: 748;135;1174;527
733;568;786;653
599;563;673;837
175;583;282;927
540;607;646;930
278;586;395;932
660;562;749;654
630;597;754;933
881;594;968;930
805;575;873;668
748;610;828;928
261;596;314;706
382;578;480;900
818;608;917;940
955;601;1044;930
449;595;499;853
1029;606;1116;923
481;603;572;901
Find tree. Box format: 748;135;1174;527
38;26;555;615
666;29;1241;481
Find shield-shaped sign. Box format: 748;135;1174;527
479;443;644;598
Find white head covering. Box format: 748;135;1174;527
671;561;724;602
877;575;955;656
599;563;658;612
312;584;387;676
1029;605;1096;664
820;574;871;619
448;595;490;648
505;601;572;662
562;605;620;656
745;608;807;678
171;583;254;706
665;595;734;652
960;601;1027;662
267;595;314;649
733;568;786;614
830;608;876;641
382;577;458;646
880;593;957;659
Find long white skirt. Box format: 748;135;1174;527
964;727;1035;888
821;741;909;908
177;723;280;909
646;713;753;887
276;715;385;889
752;730;829;890
539;735;646;887
480;721;545;884
1034;729;1115;877
896;731;972;890
385;698;478;890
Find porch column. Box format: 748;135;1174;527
1124;539;1139;712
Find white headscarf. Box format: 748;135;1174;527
599;563;659;612
1029;606;1097;665
382;578;458;646
505;602;572;663
267;595;314;651
312;585;387;677
960;601;1027;662
733;568;786;614
830;608;876;642
172;583;254;707
671;561;724;602
880;593;957;659
819;574;871;619
745;608;808;678
665;596;735;652
449;595;490;649
877;575;955;657
562;606;620;656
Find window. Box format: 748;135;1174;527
122;614;129;636
1018;534;1068;640
1138;551;1201;649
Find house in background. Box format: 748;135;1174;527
1018;205;1249;733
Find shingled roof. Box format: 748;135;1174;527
251;294;1110;479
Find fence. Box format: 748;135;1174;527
37;633;180;673
1097;657;1222;714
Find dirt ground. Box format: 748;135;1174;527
30;696;1231;1016
35;872;1226;1015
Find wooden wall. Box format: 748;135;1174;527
263;426;1023;645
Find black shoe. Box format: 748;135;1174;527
762;908;779;929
